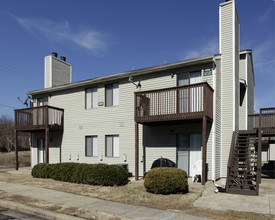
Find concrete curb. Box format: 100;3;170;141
0;199;84;220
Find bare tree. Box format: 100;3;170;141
0;115;30;152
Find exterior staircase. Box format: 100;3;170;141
226;107;275;196
226;130;259;195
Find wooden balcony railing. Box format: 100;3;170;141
135;82;213;123
248;107;275;135
15;105;64;131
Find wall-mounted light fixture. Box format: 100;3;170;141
100;155;103;161
171;72;175;78
77;154;79;161
69;154;71;160
124;154;127;162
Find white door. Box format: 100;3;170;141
177;134;202;177
38;138;45;163
189;134;202;177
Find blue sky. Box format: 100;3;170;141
0;0;274;118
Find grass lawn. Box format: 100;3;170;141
0;151;30;168
0;152;273;220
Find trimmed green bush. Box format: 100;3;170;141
31;163;54;179
144;167;188;194
31;163;129;186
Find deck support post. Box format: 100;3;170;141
257;110;263;190
135;122;139;180
45;128;49;164
202;116;207;185
15;130;18;170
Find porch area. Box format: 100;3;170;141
134;82;214;184
14;105;64;169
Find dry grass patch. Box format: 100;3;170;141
0;170;273;220
0;190;127;220
0;151;30;168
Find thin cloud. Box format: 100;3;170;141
180;38;218;60
258;5;274;22
13;15;109;52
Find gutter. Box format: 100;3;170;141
27;55;215;96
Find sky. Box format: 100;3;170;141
0;0;274;118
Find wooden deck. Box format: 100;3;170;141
134;82;213;124
248;108;275;136
15;105;64;131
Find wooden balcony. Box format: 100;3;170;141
248;107;275;136
135;82;213;124
15;105;64;131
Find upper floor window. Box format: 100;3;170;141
178;71;202;86
37;97;48;106
86;87;98;109
105;83;119;107
85;136;98;157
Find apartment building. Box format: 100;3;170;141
16;0;270;191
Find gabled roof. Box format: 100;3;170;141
28;54;216;96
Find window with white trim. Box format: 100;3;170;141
85;136;98;157
86;87;98;109
105;135;119;157
105;83;119;107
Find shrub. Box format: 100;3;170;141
144;167;188;194
31;163;128;186
31;163;53;178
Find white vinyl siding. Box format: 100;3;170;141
106;135;119;157
86;136;98;157
105;83;119;107
86;87;98;109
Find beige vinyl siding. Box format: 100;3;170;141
52;57;71;87
220;1;239;177
45;70;176;176
270;144;275;160
234;9;240;133
143;123;204;174
44;56;51;88
40;62;215;177
239;55;247;130
215;58;222;179
247;54;255;115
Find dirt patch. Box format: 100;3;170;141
0;151;30;168
0;170;273;220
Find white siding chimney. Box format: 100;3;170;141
219;0;240;177
44;52;72;88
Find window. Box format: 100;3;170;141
105;135;119;157
85;136;98;157
177;71;202;113
37;97;48;106
86;87;98;109
105;83;119;107
177;71;202;86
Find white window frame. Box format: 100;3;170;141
85;136;98;157
105;83;119;107
105;135;119;157
85;87;98;109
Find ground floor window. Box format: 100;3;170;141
105;135;119;157
85;136;98;157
